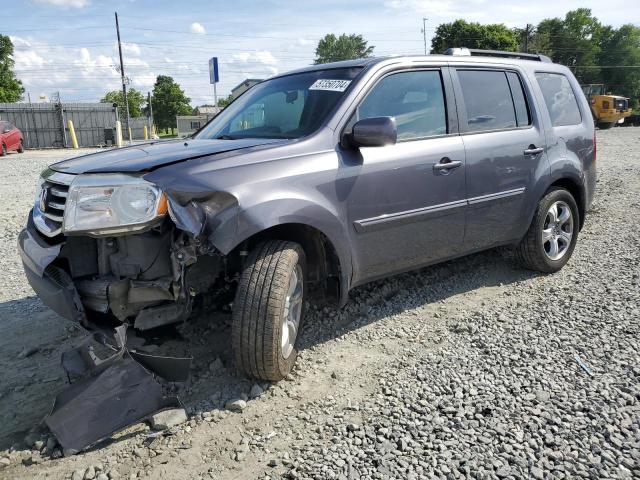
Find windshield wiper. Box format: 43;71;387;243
215;134;240;140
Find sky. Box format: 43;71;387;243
5;0;640;106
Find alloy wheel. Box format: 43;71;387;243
281;264;303;359
542;200;574;261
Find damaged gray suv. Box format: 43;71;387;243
19;49;596;381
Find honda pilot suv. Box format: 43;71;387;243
19;49;596;381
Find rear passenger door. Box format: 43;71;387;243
451;67;548;250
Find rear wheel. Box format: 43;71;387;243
18;141;24;153
1;144;6;157
516;188;579;273
597;121;615;129
232;240;306;381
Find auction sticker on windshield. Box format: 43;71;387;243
309;79;352;92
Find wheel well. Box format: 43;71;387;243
236;223;342;303
548;178;585;229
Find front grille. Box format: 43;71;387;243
33;171;75;238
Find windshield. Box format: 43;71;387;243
196;67;362;140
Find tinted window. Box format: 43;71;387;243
458;70;517;132
197;67;362;140
354;70;447;141
506;72;530;127
535;73;582;126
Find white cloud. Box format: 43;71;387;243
190;22;206;34
229;50;278;66
385;0;487;19
32;0;90;8
121;42;141;56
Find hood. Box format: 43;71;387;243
50;138;288;174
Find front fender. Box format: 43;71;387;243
215;197;353;304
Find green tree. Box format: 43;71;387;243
599;24;640;109
430;20;519;54
0;35;24;103
534;9;603;84
151;75;192;132
101;88;145;119
314;34;374;64
216;94;235;108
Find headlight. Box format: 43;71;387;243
63;174;167;235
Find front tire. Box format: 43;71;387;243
232;240;306;381
18;141;24;153
516;188;579;273
1;144;6;157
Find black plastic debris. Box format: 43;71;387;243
45;325;191;455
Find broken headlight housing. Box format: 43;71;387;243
63;174;167;236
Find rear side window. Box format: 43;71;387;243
354;70;447;141
535;73;582;126
457;70;519;132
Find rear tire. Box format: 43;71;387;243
516;188;580;273
18;141;24;153
232;240;306;381
597;121;615;130
1;144;6;157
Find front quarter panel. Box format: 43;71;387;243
145;142;354;292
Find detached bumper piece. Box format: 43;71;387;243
45;325;191;455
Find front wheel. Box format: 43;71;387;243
1;144;6;157
18;141;24;153
516;188;580;273
232;240;306;381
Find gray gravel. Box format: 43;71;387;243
0;129;638;480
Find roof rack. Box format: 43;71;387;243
444;47;552;63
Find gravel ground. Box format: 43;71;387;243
0;128;638;480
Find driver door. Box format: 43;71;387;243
339;68;467;284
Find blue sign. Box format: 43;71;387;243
209;57;219;84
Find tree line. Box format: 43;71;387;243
430;9;640;108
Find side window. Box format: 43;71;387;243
457;70;519;132
506;72;531;127
353;70;447;141
535;73;582;126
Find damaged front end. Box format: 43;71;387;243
18;169;235;332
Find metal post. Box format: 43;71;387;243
213;82;218;110
524;23;532;53
147;92;154;134
422;17;428;55
115;12;131;143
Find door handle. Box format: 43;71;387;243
433;158;462;172
524;145;544;156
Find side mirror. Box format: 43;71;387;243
349;116;397;148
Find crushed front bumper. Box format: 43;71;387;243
18;217;87;325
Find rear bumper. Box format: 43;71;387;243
18;218;87;325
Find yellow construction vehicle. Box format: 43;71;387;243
581;84;633;129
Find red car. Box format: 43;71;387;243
0;120;24;156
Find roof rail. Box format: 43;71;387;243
444;48;552;63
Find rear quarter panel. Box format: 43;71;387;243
522;63;595;225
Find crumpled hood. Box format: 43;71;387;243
50;138;287;174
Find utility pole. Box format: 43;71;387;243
115;12;131;142
422;17;429;55
523;23;532;53
147;91;154;136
